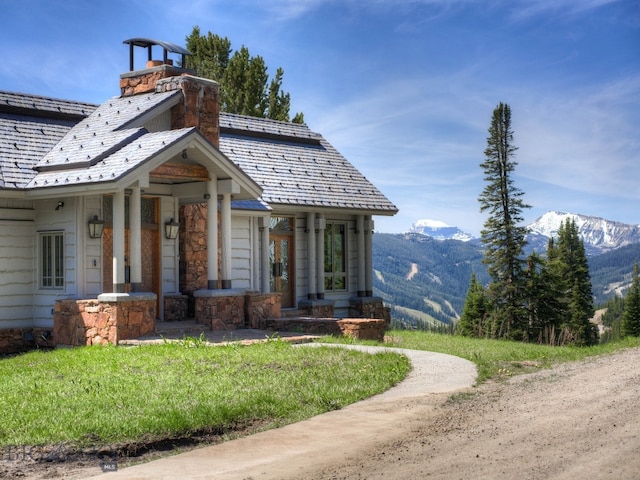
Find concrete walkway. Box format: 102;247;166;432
87;344;477;480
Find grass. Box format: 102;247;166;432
0;339;410;448
322;329;640;384
389;330;640;383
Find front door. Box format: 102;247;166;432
269;216;295;308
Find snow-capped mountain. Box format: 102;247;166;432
527;211;640;254
408;219;475;242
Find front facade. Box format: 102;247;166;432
0;39;397;352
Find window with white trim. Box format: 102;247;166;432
324;223;346;291
40;232;64;289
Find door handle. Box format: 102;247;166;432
272;262;283;277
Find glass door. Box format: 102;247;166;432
269;217;295;308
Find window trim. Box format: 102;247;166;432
39;231;65;290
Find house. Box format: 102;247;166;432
0;39;397;352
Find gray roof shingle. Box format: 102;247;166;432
219;113;397;214
0;91;96;189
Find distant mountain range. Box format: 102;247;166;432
408;219;474;242
408;211;640;255
374;211;640;329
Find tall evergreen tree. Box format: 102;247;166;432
554;220;598;346
185;26;304;123
478;102;530;340
457;274;488;337
621;262;640;337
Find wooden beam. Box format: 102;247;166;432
150;162;210;181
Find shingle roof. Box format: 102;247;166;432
0;91;96;189
28;128;196;189
219;113;397;214
35;90;180;171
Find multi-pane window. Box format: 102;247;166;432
40;232;64;289
324;223;346;290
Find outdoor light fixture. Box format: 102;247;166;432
88;215;104;239
165;218;179;240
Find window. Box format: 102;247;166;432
324;223;346;290
40;232;64;289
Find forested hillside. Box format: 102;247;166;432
373;233;640;329
372;233;488;328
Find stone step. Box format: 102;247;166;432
155;320;210;336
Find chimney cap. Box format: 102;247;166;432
123;38;192;71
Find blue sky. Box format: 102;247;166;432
1;0;638;235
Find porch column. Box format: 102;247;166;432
357;215;366;297
112;190;126;293
129;186;142;292
307;212;317;300
221;192;232;289
316;214;325;299
259;216;270;293
365;216;374;297
207;178;218;289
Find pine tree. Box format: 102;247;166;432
554;220;598;346
524;251;565;344
457;274;488;337
621;262;640;337
185;26;304;123
478;102;530;340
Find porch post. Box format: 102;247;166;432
221;192;232;289
307;212;317;300
259;216;270;293
112;190;126;293
129;186;143;292
207;178;219;289
365;216;374;297
357;215;366;297
316;214;325;299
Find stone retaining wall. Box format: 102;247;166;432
0;328;55;354
263;317;386;341
245;292;281;329
53;295;155;346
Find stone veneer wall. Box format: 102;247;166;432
194;293;245;330
179;204;222;317
298;300;335;318
0;328;55;354
349;297;391;326
53;297;155;347
245;292;281;329
263;318;386;342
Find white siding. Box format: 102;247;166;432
231;216;252;289
32;198;77;327
84;195;103;297
160;197;179;296
0;218;34;327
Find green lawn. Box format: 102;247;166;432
4;330;638;450
0;339;410;448
384;329;640;383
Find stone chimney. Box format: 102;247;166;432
119;39;220;147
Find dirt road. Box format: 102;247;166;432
3;346;639;479
305;347;640;480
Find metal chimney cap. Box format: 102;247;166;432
123;38;192;71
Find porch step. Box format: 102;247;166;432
155;320;210;337
280;308;310;318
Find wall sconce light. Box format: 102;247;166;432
203;193;211;200
55;201;64;210
165;218;179;240
88;215;104;239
